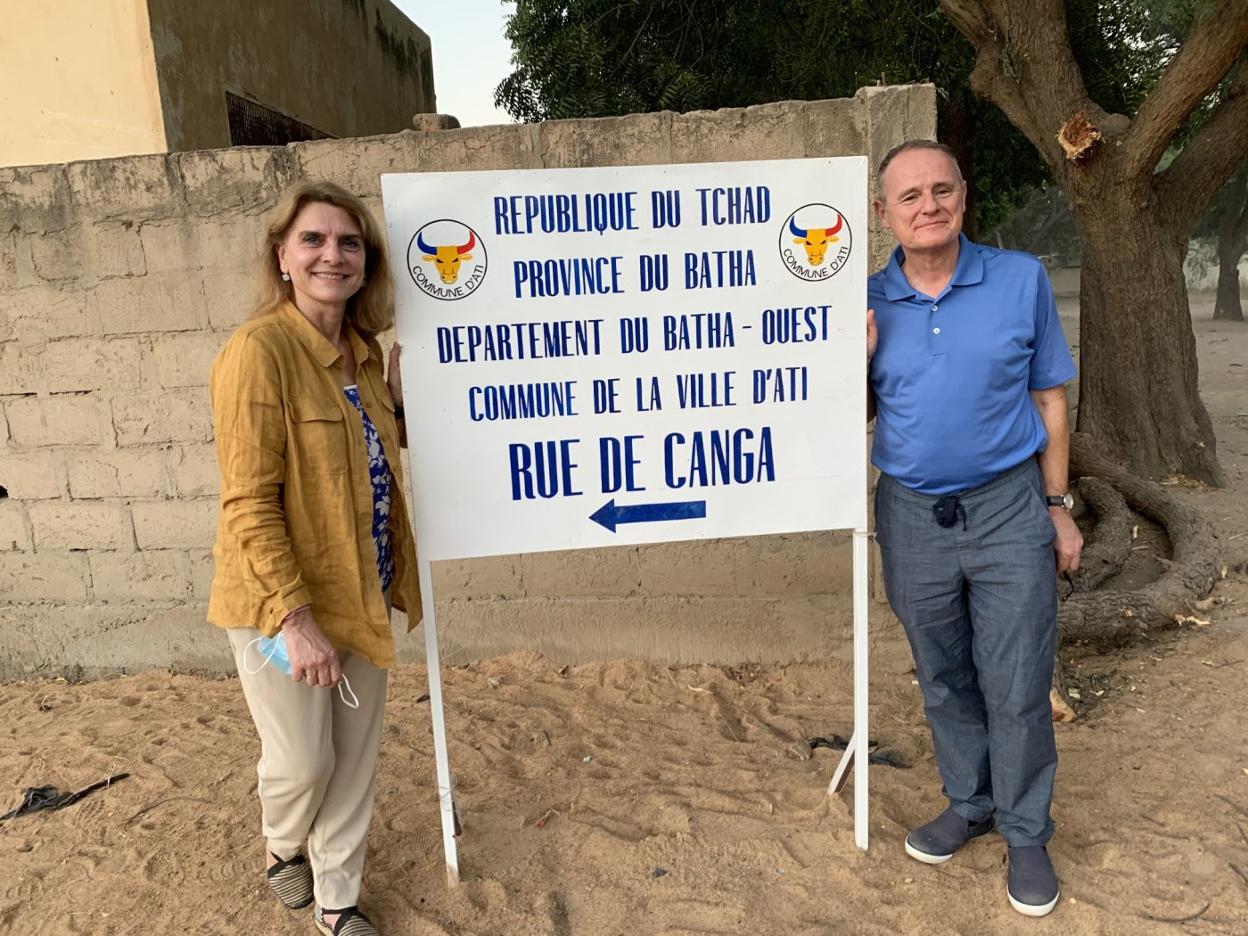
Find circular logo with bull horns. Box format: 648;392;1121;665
407;219;488;301
778;204;851;281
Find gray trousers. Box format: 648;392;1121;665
875;458;1058;846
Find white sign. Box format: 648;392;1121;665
383;158;867;561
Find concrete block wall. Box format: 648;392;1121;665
0;86;935;677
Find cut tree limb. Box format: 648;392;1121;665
1057;113;1103;164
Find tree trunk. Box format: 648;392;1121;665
1072;193;1225;486
1213;248;1245;321
1212;203;1246;323
1212;165;1247;322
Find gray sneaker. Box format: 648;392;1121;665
904;807;994;864
1007;845;1060;917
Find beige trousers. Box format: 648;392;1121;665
228;627;388;909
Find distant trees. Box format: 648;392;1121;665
1205;164;1248;322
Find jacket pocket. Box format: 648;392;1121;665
288;399;349;475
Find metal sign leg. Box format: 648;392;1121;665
852;527;869;850
418;559;461;885
827;529;870;851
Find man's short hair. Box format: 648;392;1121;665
876;140;964;194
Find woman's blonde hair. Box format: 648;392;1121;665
254;180;394;337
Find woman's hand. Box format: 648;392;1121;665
387;341;403;407
281;607;342;688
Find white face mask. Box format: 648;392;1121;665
243;633;359;709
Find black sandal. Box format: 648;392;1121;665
315;905;379;936
266;851;314;909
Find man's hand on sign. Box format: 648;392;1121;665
387;341;403;407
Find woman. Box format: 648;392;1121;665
209;180;421;936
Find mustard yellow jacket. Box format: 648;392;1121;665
208;301;421;667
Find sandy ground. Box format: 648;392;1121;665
1;295;1247;935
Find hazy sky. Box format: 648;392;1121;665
394;0;516;127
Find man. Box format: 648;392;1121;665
866;140;1083;918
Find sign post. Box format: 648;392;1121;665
382;158;870;877
416;559;459;884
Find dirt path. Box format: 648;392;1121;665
1;297;1245;935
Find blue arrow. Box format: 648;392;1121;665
589;498;707;533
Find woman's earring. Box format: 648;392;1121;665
281;272;291;282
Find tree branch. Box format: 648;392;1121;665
1121;1;1248;183
938;2;1047;162
938;0;1099;173
1157;68;1248;236
937;0;995;43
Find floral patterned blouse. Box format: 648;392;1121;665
343;385;394;593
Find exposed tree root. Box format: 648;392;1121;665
1061;433;1223;643
1069;476;1134;592
1052;433;1225;719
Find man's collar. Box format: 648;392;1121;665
949;233;984;287
279;301;370;367
882;233;982;299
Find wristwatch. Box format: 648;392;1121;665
1045;493;1074;510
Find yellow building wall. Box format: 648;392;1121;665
0;0;166;168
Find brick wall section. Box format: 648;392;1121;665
0;87;936;677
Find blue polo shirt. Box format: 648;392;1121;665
868;234;1076;495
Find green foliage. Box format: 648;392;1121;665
1068;0;1169;115
497;1;864;120
496;0;1045;232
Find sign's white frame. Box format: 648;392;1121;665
382;159;872;884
